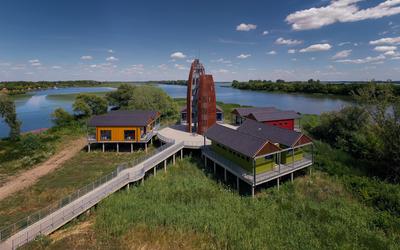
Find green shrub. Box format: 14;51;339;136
51;108;74;127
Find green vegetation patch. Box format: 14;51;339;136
0;147;152;227
92;158;399;249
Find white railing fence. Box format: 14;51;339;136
0;141;177;244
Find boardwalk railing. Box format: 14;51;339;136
0;141;178;244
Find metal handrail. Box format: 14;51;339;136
0;141;177;242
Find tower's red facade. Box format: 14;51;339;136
186;59;217;134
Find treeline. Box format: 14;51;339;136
0;80;102;95
232;79;400;96
305;84;400;182
53;84;178;127
150;80;187;86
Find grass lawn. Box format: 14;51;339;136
0;145;154;227
0;124;87;185
24;154;400;250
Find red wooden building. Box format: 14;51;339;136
232;107;301;130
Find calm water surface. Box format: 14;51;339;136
156;83;352;114
0;87;115;138
0;84;352;138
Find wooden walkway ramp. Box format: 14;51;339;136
0;141;184;250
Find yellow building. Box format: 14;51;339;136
87;110;160;152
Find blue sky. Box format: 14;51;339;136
1;0;400;81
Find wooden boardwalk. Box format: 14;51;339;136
0;141;184;250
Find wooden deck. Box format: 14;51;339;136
202;146;312;186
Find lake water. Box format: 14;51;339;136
0;84;352;138
155;83;352;114
0;87;115;138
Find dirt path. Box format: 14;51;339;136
0;137;87;201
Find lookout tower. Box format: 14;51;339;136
186;59;217;134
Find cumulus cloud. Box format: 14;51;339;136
237;54;251;59
267;50;277;55
288;49;296;54
106;56;119;61
29;59;41;66
158;64;168;70
108;49;114;53
174;64;187;70
374;45;397;52
170;52;187;59
217;69;229;73
51;66;61;69
212;58;232;64
370;36;400;45
286;0;400;31
80;55;93;60
262;30;269;35
332;49;352;59
300;43;332;52
275;37;303;46
236;23;257;31
336;54;386;64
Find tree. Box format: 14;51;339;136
106;84;136;108
51;108;74;126
73;94;108;117
126;85;178;118
0;93;21;140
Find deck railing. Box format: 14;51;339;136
0;141;176;243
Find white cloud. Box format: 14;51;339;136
383;50;400;56
288;49;296;54
374;45;397;52
262;30;269;35
213;58;231;64
370;36;400;45
108;49;114;53
158;64;168;70
338;41;352;46
51;66;61;69
90;64;98;68
332;49;352;59
170;52;187;59
336;54;386;64
106;56;119;61
236;23;257;31
286;0;400;31
174;64;187;70
28;59;41;67
217;69;229;73
275;37;303;45
237;54;251;59
267;50;277;55
300;43;332;52
80;55;93;60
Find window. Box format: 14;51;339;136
265;155;273;160
100;130;111;140
216;113;223;121
181;112;187;122
124;130;135;141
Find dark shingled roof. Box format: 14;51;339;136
88;110;159;127
232;107;278;117
248;110;301;122
237;119;309;147
205;124;271;158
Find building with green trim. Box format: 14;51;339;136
203;119;313;196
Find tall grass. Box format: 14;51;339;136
93;158;399;249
